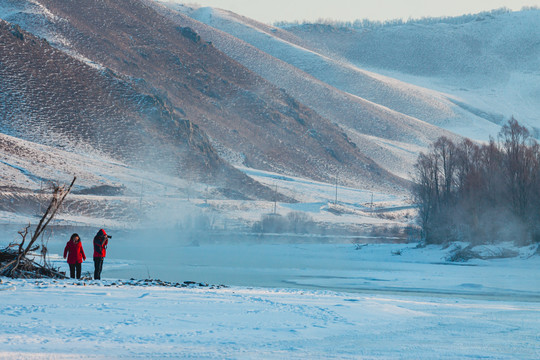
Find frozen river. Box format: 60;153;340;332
2;226;540;359
14;227;538;302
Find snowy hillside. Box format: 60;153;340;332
178;6;500;134
0;16;282;204
0;0;405;193
283;9;540;135
153;2;507;180
156;4;540;144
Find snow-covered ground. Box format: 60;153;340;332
0;132;412;232
1;242;539;359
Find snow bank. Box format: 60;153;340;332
1;277;539;359
1;240;539;358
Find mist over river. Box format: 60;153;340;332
3;225;537;301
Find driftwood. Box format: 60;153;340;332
0;177;76;278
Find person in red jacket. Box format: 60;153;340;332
93;229;110;280
63;233;86;279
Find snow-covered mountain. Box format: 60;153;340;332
1;0;403;194
169;5;540;139
281;8;540;136
2;1;536;226
155;2;538;181
153;3;461;179
167;5;493;133
0;0;407;226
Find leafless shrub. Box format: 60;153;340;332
446;245;478;262
370;225;404;238
178;212;216;231
253;212;316;234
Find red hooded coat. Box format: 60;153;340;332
64;239;86;264
93;229;108;258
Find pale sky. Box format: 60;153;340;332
183;0;540;23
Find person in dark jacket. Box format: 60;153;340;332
93;229;109;280
64;233;86;279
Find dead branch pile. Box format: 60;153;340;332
0;177;76;279
0;245;65;278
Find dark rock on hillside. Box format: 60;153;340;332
9;23;24;40
178;27;201;43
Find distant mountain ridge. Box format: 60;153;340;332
281;8;540;134
282;8;540;77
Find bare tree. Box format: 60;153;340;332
414;118;540;245
433;136;457;205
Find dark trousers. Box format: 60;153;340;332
94;257;104;280
69;263;82;279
